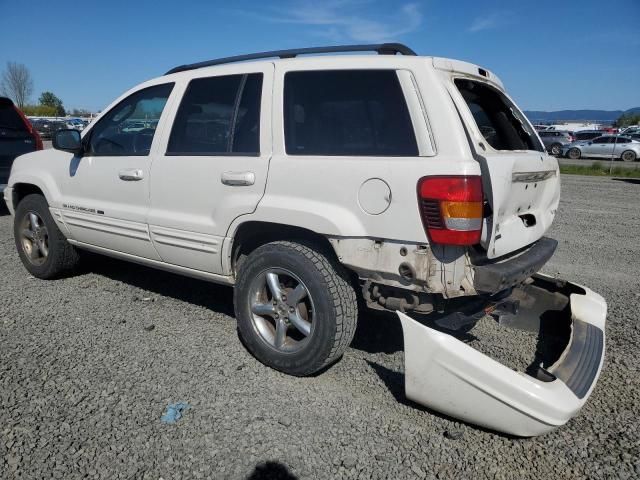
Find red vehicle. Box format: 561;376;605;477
0;97;43;190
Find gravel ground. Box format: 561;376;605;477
1;174;639;479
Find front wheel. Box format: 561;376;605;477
550;143;562;156
234;241;357;376
567;147;581;159
621;150;637;162
14;194;81;279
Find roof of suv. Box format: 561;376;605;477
165;43;417;75
160;43;504;90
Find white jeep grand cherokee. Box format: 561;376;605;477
4;44;606;436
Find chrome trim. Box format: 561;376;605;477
512;170;556;183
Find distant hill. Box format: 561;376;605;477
524;107;640;123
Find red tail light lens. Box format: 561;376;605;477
417;176;483;246
33;129;43;150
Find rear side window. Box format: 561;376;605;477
167;73;263;155
284;70;418;156
455;79;543;152
0;100;28;132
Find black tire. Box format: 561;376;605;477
550;143;562;156
567;147;581;160
621;150;636;162
13;194;80;279
234;240;357;376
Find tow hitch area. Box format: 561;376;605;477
398;274;606;437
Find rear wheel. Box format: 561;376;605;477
567;148;581;159
550;143;562;156
621;150;636;162
14;194;80;279
234;241;357;376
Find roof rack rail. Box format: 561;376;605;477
165;43;417;75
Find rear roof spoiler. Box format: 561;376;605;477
432;57;504;89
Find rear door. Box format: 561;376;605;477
446;75;560;259
147;65;273;274
0;99;37;185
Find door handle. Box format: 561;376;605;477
221;171;255;186
118;169;144;181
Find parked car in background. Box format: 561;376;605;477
0;97;43;190
574;130;604;141
65;119;85;131
620;126;640;136
121;121;147;133
31;119;66;139
538;130;574;155
563;135;640;161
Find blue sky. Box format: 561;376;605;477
1;0;638;112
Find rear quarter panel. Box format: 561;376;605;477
229;57;481;243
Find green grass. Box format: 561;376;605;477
560;161;640;178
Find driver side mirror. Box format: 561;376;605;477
53;129;83;155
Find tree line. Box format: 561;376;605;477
0;61;89;117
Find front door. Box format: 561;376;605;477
148;65;273;274
61;83;175;259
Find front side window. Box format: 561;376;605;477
167;73;263;155
284;70;418;156
455;79;543;152
86;83;173;156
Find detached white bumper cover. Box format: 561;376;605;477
399;275;606;437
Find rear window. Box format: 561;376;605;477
455;79;543;152
0;100;28;131
284;70;418;156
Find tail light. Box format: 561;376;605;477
32;129;43;150
13;105;43;150
417;176;483;246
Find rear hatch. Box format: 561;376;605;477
434;59;560;259
0;98;38;184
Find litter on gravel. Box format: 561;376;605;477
160;402;191;424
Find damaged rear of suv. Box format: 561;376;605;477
5;43;605;437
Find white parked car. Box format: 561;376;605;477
563;135;640;161
3;44;606;436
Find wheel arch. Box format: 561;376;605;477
228;221;340;276
10;182;47;210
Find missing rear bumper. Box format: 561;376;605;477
398;274;606;437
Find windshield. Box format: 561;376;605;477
455;79;543;152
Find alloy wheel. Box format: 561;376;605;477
248;268;315;353
19;211;49;266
